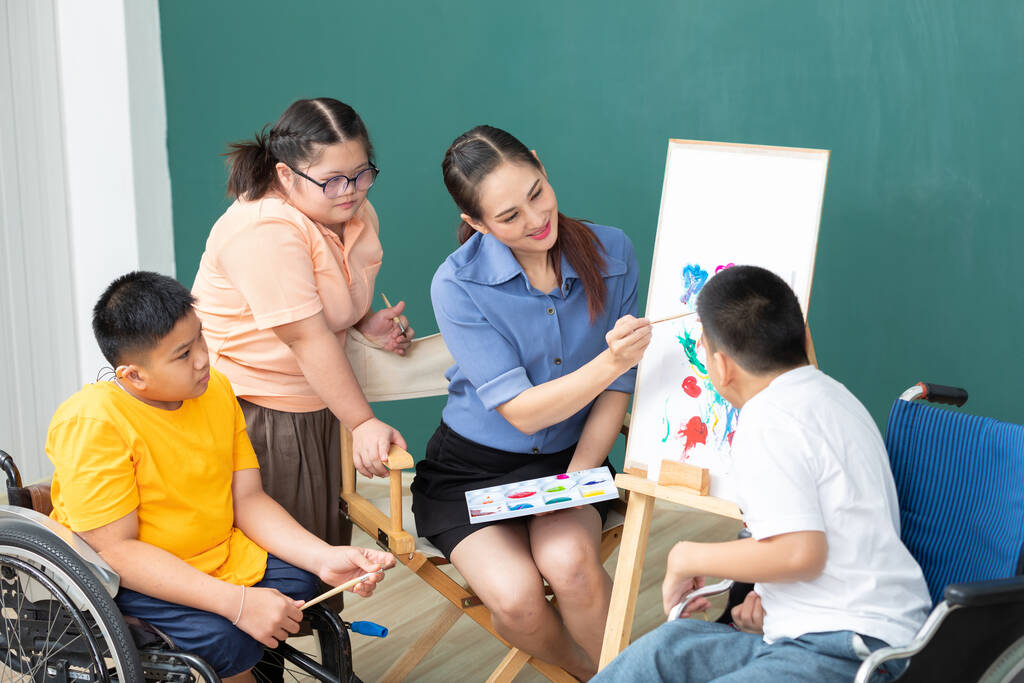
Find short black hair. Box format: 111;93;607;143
92;271;196;366
696;265;808;374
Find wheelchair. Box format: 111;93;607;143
0;449;364;683
687;382;1024;683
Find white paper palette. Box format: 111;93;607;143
464;467;618;524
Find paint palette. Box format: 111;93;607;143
464;467;619;524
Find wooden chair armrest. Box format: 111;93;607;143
384;446;414;532
385;446;414;471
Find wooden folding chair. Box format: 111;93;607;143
340;330;626;682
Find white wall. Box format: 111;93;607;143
57;0;175;386
0;0;173;481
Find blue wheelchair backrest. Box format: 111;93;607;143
885;399;1024;605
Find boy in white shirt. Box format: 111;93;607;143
595;265;930;682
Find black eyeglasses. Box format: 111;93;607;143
286;164;379;199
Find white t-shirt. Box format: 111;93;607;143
730;365;931;647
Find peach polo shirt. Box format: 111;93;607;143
192;196;383;412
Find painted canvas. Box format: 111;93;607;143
625;140;829;497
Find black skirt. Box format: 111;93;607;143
410;422;614;559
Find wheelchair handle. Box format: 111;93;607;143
0;449;22;488
916;383;968;407
667;579;735;621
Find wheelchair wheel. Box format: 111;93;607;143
0;520;143;681
980;634;1024;683
254;604;359;683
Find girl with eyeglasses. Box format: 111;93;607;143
411;125;652;679
192;98;411;612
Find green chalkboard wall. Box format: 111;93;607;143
160;1;1024;463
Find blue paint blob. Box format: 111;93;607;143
680;264;709;305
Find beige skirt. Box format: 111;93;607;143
239;399;353;611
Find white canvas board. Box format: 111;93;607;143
626;140;829;497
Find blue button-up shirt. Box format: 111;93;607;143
430;222;639;454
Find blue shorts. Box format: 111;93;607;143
115;555;319;677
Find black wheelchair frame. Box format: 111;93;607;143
0;449;361;683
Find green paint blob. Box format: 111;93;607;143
545;485;566;492
676;330;706;374
661;397;670;443
546;497;572;504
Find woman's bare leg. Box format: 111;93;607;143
450;522;594;679
529;506;612;676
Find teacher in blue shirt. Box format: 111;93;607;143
412;125;651;680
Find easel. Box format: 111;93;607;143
597;335;817;669
597;139;829;668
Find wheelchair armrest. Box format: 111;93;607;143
855;578;1024;682
853;601;956;683
944;575;1024;607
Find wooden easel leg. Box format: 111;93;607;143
485;648;531;683
379;602;463;683
598;491;655;670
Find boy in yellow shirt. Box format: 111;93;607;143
46;271;395;682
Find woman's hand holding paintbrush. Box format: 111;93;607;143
604;315;653;372
600;311;696;374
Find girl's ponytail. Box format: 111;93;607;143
225;127;278;200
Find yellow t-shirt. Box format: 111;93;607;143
47;368;268;586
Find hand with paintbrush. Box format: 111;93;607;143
603;315;654;372
354;293;415;355
302;546;396;609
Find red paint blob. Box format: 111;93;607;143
727;431;735;446
681;376;701;398
679;416;708;452
508;490;536;499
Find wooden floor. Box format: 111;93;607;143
336;474;743;682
